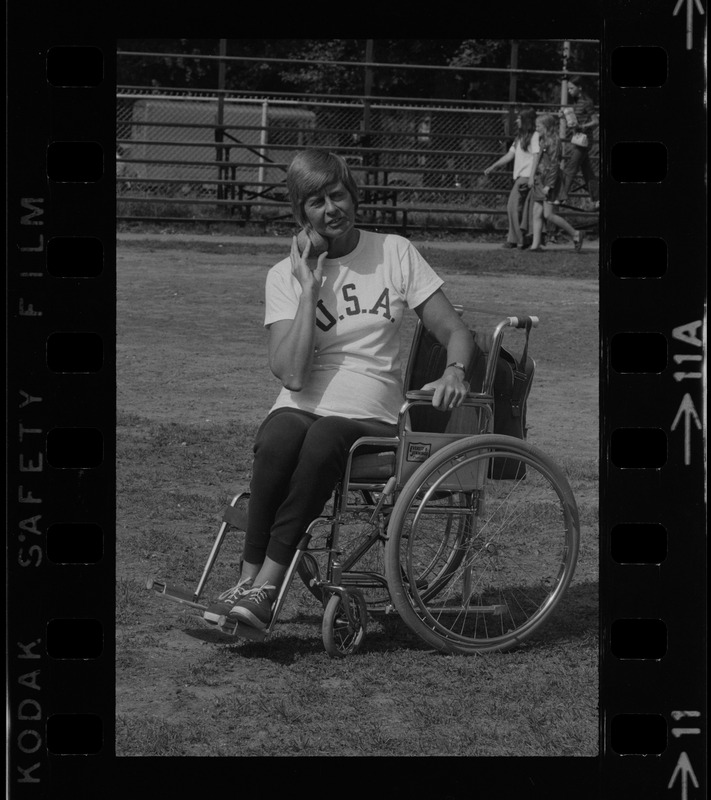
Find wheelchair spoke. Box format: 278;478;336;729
385;435;579;654
322;591;368;657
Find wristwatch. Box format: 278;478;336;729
447;362;466;373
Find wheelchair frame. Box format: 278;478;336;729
148;312;580;656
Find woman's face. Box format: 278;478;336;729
303;180;356;240
535;119;545;135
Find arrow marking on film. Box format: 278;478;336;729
673;0;705;50
668;752;699;800
671;394;702;465
672;711;701;721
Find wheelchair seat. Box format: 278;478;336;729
349;449;397;481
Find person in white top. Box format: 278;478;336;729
483;107;540;249
205;149;474;631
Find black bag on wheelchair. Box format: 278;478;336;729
490;342;534;478
406;321;534;480
468;323;535;479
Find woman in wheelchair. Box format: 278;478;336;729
205;149;475;631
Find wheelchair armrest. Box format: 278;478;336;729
405;389;436;401
404;390;493;406
400;391;495;438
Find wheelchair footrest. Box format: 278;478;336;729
213;614;268;642
147;579;208;611
469;604;507;616
428;603;508;616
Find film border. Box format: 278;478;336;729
5;4;706;798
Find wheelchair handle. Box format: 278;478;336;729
481;315;538;394
506;315;539;329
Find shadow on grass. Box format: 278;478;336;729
181;607;429;663
524;579;599;648
179;579;598;663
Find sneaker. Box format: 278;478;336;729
574;230;586;253
228;583;276;630
202;579;253;625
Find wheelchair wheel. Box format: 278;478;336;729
385;435;580;654
398;491;469;598
322;590;368;657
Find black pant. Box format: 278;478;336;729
244;408;397;566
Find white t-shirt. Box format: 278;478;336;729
510;131;540;180
264;230;444;424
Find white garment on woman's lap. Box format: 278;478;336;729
264;230;444;424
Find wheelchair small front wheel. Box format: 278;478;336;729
322;590;368;657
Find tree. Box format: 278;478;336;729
117;39;220;88
448;39;600;107
116;39;599;105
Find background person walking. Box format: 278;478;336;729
528;114;585;252
558;76;600;208
483;107;539;249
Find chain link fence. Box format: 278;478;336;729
117;47;599;234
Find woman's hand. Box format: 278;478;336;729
413;290;475;412
290;235;327;299
421;369;470;411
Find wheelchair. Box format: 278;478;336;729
148;311;580;657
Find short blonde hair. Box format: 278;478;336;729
286;150;360;228
536;113;558;135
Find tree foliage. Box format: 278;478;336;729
117;38;599;105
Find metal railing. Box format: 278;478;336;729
117;44;600;234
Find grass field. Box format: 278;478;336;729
116;236;599;757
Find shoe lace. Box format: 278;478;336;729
244;583;276;605
217;580;253;603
